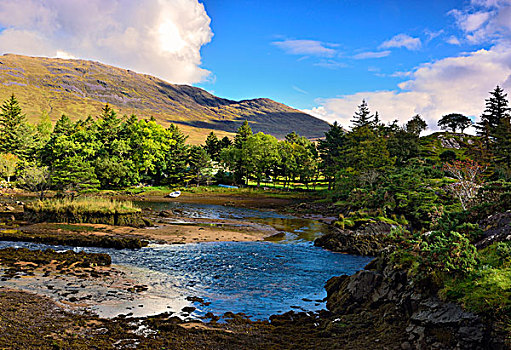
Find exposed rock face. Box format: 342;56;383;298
476;211;511;248
325;258;506;349
314;222;393;255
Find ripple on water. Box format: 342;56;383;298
0;240;372;320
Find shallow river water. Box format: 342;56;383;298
0;202;372;320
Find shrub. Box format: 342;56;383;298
419;231;478;274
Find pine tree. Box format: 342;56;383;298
0;94;32;156
234;120;253;148
204;131;220;161
351;100;373;128
318;122;345;189
476;86;511;150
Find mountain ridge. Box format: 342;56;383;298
0;54;330;142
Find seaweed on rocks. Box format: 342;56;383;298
0;229;148;249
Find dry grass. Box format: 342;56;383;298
26;197;140;214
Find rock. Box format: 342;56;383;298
325;257;499;349
314;222;393;255
158;210;174;218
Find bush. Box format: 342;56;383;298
419;231;478;274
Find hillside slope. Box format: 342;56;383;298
0;54;330;142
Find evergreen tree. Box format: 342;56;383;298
204;131;221;161
0;94;33;157
351;100;373;128
220;136;232;149
318;122;346;189
494;115;511;178
234;120;253;148
476;86;511;150
188;145;212;186
230;120;253;185
163;123;189;184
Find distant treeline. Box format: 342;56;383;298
0;85;509;221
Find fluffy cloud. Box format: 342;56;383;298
305;44;511;130
305;1;511;132
272;40;337;57
380;34;422;50
0;0;213;84
449;0;511;43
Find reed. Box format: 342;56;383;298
26;197;140;215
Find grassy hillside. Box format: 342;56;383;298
0;54;330;143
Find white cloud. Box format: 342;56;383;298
305;44;511;131
313;59;348;69
0;0;213;84
353;50;391;59
380;34;422;50
447;36;462;45
449;0;511;43
292;85;308;95
272;40;337;57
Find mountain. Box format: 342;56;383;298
0;54;330;142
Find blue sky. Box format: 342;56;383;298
197;0;467;105
0;0;510;130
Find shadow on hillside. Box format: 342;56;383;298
172;112;330;139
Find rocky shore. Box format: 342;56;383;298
324;257;507;349
314;221;394;256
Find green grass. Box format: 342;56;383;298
26;197;140;214
440;242;511;319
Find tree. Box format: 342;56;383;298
51;155;99;194
351;100;373;128
188;146;212;186
318;122;346;189
244;133;281;187
204;131;221;161
220;136;232;149
438;113;473;133
234;120;253;148
17;166;51;199
405;114;428;136
476;86;511;150
0;94;34;157
387;128;420;165
494;115;511;178
443;159;486;210
229;121;253;185
0;153;18;183
162;123;189;185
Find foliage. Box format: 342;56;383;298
0;153;18;182
405;114;428;136
419;231;478;274
476;85;511;152
17;166;51;199
440;242;511;318
350;99;373;128
0;94;35;158
438;113;472;133
443;159;487;210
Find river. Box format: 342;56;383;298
0;201;372;320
